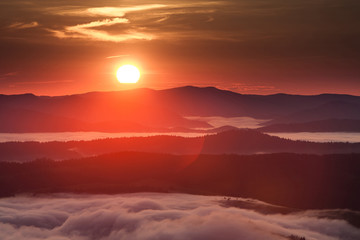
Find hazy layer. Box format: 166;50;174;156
268;132;360;143
0;193;359;240
0;117;267;142
0;132;210;143
1;130;360;143
1;114;359;143
185;116;269;129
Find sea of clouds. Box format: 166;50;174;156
0;193;359;240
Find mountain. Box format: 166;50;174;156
1;152;359;210
1;87;360;132
266;101;360;125
258;119;360;132
0;106;88;132
0;106;186;133
0;90;211;132
2;130;360;162
155;87;360;119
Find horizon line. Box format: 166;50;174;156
0;85;359;98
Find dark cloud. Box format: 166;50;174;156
0;193;359;240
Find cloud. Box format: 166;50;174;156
49;17;153;42
0;193;359;240
12;80;73;85
45;4;165;42
49;2;221;17
46;1;230;42
50;29;153;42
87;5;167;17
50;4;167;17
69;18;129;29
0;72;18;79
106;55;130;59
8;21;39;29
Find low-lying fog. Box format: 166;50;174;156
1;117;360;143
0;193;359;240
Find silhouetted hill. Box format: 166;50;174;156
1;87;360;132
201;130;360;154
0;106;87;132
156;87;360;119
0;90;211;132
267;101;360;125
0;105;166;133
258;119;360;132
1;130;360;162
0;152;359;210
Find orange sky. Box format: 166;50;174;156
1;0;360;96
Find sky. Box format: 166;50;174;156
0;0;360;95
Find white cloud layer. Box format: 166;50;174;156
0;193;359;240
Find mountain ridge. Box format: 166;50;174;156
1;152;359;210
2;129;360;162
2;86;360;132
259;119;360;132
3;86;360;98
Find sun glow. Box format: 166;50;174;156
116;65;141;83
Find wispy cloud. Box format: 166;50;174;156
106;55;130;59
50;4;167;17
47;1;229;43
8;21;39;29
49;17;153;42
0;72;18;80
69;18;129;29
13;80;73;85
50;29;153;42
2;72;17;77
206;17;215;22
88;4;167;17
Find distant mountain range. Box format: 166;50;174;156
2;130;360;162
1;86;360;132
258;119;360;132
265;101;360;125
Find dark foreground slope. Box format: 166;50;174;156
0;152;359;211
2;130;360;162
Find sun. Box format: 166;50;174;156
116;65;141;83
